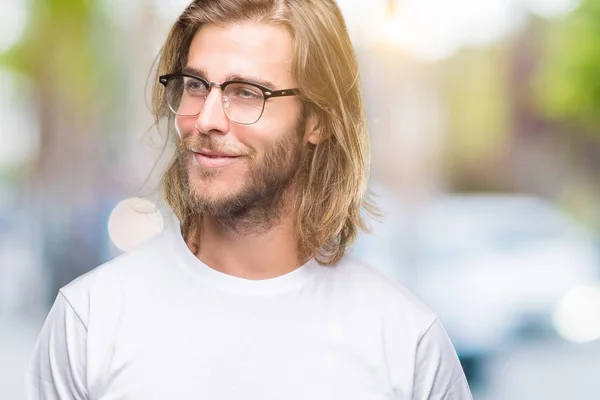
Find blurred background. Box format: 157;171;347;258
1;0;600;398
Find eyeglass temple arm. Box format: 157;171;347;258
263;88;300;99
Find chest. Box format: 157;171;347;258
88;296;397;400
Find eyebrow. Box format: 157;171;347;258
182;66;280;90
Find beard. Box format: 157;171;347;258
177;118;306;234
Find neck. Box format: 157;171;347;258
184;199;308;280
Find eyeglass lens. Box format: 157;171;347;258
165;76;265;124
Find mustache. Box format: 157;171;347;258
178;136;251;157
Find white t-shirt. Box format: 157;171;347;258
25;222;472;400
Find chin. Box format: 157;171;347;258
188;166;246;196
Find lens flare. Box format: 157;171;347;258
553;285;600;343
108;198;164;252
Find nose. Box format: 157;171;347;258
194;87;229;135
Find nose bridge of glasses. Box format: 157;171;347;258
204;83;231;111
205;81;228;105
208;81;223;91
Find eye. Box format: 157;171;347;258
230;85;262;100
184;79;207;94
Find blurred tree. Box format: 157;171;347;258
439;45;515;192
532;1;600;229
0;0;120;303
534;0;600;137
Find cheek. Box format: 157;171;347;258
237;118;297;153
175;116;196;136
234;124;271;155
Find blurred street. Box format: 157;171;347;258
479;338;600;400
0;315;41;400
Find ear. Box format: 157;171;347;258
304;112;322;145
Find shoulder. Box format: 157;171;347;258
325;254;439;336
329;257;471;396
58;228;177;326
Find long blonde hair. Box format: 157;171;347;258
153;0;376;265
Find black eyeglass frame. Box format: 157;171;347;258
159;73;300;125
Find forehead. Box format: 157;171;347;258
187;22;295;87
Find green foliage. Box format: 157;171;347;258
0;0;114;109
440;45;512;166
534;0;600;134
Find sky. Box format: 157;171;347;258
0;0;580;62
336;0;580;60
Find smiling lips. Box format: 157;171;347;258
191;148;241;168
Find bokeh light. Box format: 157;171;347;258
0;68;39;168
107;198;164;252
553;285;600;343
0;0;28;54
524;0;581;18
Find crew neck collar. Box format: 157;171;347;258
165;212;321;296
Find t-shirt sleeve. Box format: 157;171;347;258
411;318;472;400
25;292;89;400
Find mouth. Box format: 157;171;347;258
190;149;241;168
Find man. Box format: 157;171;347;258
26;0;472;399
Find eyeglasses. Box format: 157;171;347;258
159;73;300;125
